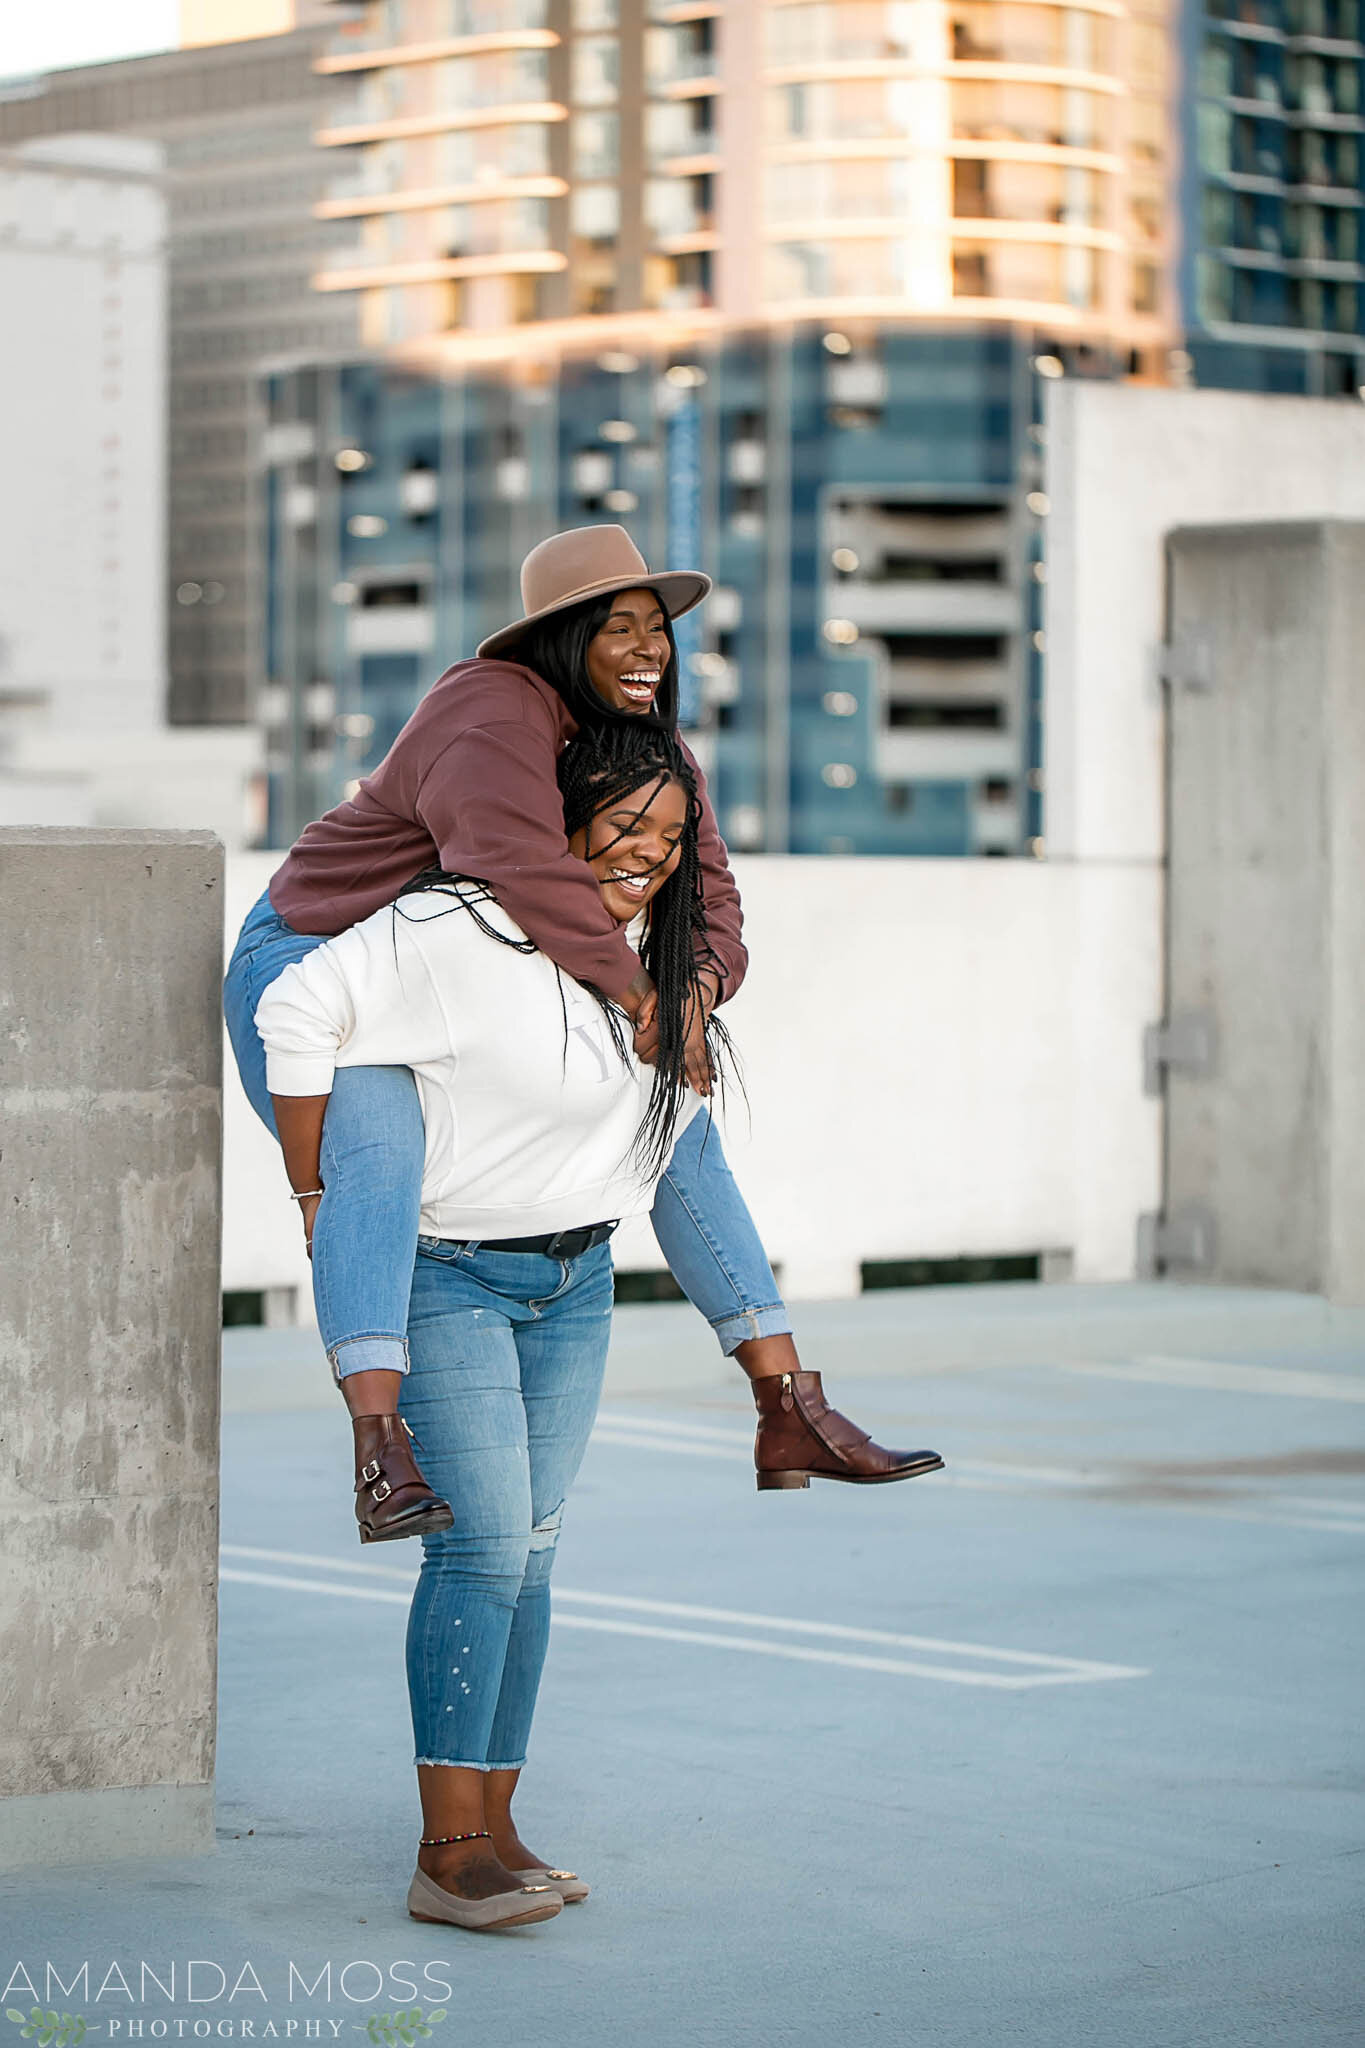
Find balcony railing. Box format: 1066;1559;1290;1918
326;0;550;53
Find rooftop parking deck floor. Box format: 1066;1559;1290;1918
5;1284;1363;2048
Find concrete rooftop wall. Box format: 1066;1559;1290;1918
223;849;1163;1311
1044;384;1365;867
0;829;224;1870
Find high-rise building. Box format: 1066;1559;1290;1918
0;136;260;843
1179;0;1364;394
306;0;1178;360
0;11;362;727
261;330;1051;854
258;0;1195;856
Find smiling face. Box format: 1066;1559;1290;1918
584;587;672;715
568;773;689;923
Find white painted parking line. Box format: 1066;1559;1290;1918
219;1547;1146;1690
1155;1501;1365;1537
531;1587;1145;1682
595;1424;1099;1493
1263;1494;1365;1517
592;1426;750;1460
585;1411;1365;1531
595;1410;752;1444
537;1613;1142;1690
592;1421;1103;1495
225;1541;417;1580
1059;1356;1365;1402
222;1566;409;1604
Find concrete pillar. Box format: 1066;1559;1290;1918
0;828;224;1869
1160;523;1365;1302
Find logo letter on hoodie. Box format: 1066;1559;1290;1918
569;1021;612;1083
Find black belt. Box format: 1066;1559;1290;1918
446;1221;617;1259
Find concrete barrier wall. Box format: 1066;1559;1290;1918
1045;384;1365;867
0;829;224;1870
1161;522;1365;1302
223;851;1163;1311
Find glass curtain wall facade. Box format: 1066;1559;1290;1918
1181;0;1365;389
257;0;1185;857
261;331;1051;855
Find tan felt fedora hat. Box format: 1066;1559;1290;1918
476;524;710;658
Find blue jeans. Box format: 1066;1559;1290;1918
224;888;792;1378
400;1237;613;1769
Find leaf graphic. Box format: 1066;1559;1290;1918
426;2016;446;2027
7;2015;26;2026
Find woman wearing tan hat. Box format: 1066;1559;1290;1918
225;525;941;1532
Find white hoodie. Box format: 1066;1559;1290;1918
254;883;703;1241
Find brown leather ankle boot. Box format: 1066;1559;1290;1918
751;1371;945;1492
353;1415;455;1544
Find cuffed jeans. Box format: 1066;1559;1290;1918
224;888;792;1379
401;1236;612;1769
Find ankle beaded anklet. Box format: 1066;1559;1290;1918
420;1830;491;1846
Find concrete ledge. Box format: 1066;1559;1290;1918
0;1784;214;1874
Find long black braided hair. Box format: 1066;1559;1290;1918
557;719;736;1179
393;719;735;1182
512;587;680;731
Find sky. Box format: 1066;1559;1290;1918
1;0;178;80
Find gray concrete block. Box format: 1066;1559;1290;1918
0;829;224;1861
1162;523;1365;1301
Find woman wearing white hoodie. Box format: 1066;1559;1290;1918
254;723;723;1933
256;718;942;1934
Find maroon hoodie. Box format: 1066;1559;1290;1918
269;658;747;1005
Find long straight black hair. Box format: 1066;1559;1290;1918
512;586;681;731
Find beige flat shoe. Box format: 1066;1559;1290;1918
512;1866;590;1904
407;1864;562;1931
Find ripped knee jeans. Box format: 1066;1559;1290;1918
400;1237;614;1771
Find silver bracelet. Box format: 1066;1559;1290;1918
289;1188;324;1202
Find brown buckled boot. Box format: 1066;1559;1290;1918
752;1372;945;1492
353;1415;455;1544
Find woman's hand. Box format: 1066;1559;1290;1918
632;970;718;1096
623;967;660;1067
298;1191;323;1260
680;992;714;1097
619;965;656;1023
270;1092;329;1258
631;985;659;1060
